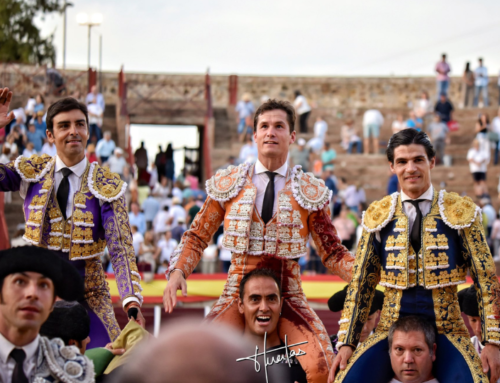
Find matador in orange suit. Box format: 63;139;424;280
163;99;354;383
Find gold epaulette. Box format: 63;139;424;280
205;163;250;202
291;166;331;211
14;154;53;182
438;190;479;230
88;162;126;202
362;193;399;232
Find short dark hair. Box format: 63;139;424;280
239;268;281;299
46;97;89;134
386;129;435;164
253;99;296;133
388;316;436;355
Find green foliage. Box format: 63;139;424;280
0;0;64;66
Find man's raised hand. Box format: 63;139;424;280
0;88;15;129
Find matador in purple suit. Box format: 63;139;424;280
0;88;144;348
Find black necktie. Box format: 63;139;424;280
57;167;73;220
405;199;425;255
261;171;276;225
10;348;28;383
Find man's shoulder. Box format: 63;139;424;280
291;167;331;211
14;154;53;182
37;336;94;382
361;193;399;232
88;162;126;202
206;163;250;202
437;190;480;230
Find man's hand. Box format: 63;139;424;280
163;269;187;313
482;343;500;383
104;342;125;356
0;88;15;129
328;346;353;383
133;310;146;329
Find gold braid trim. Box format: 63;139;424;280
445;334;488;383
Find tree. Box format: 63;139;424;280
0;0;64;66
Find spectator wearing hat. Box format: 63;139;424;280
105;148;127;179
290;138;311;172
328;285;384;354
169;197;187;228
0;247;94;382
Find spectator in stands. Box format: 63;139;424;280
131;224;144;258
34;93;45;114
427;113;449;165
235;93;255;139
165;143;175;188
86;84;105;111
26;121;45;153
185;171;199;190
474;58;489;107
201;239;218;274
462;62;475;107
135;141;149;183
340;119;362;154
154;205;171;236
105;147;127;178
434;93;454;123
95;131;116;163
152;176;170;205
155;145;167;182
467;139;489;198
142;192;160;231
392;114;407;134
406;111;423;132
332;205;356;250
362;109;384;155
169;197;187;227
187;196;201;225
492;108;500;165
480;197;496;238
33;111;46;137
388;316;437;383
22;141;36;157
344;182;366;214
294;90;311;133
156;229;178;266
290;138;311;171
239;134;258;164
475;119;490;156
157;260;169;275
85;142;99;164
322;169;338;197
4;129;20;157
24;95;36;126
172;181;184;201
87;96;103;143
435;53;451;96
387;172;399;194
139;231;157;272
490;213;500;260
321;142;337;171
307;116;328;153
129;202;146;235
40;138;56;157
171;216;186;243
218;228;232;273
415;91;432;124
0;146;10;164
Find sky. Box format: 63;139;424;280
36;0;500;76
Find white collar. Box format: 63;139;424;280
0;332;39;364
401;185;434;202
254;160;287;178
55;155;88;178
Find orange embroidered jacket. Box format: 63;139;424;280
167;163;354;281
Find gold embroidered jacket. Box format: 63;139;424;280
337;190;500;349
167;163;354;281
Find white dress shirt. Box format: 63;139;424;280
376;185;434;242
20;156;88;219
252;160;288;218
0;333;39;383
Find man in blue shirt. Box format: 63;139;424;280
33;111;47;137
128;202;147;235
26;121;45;152
141;192;160;231
95;131;116;163
86;85;105;111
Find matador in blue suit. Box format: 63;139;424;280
331;129;500;383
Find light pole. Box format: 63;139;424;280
61;1;73;70
76;12;102;70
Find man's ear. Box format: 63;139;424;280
431;343;437;362
237;297;244;315
46;130;55;144
429;156;436;170
389;161;396;174
289;131;296;145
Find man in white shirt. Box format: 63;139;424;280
492;108;500;165
156;230;178;265
169;197;187;227
0;247;93;382
474;58;489;107
362;109;384;155
388;316;439;383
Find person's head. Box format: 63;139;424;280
472;138;480;150
164;229;172;240
46;97;89;164
115;147;123;158
144;231;154;244
253;99;296;163
172;197;181;206
0;247;83;345
328;286;383;343
420;91;428;100
388;316;436;383
177;217;185;226
465;62;470;72
479;113;489;126
40;301;90;354
408;110;416;119
238;268;283;338
140;141;145;148
104;131;111;141
439;93;447;103
479;57;483;66
441;53;446;61
458;286;481;339
387;130;436;198
35;93;44;104
297;137;306;149
131;225;138;234
242;93;251;102
36;111;44;121
91;84;98;94
87;143;95;154
26;142;34;151
28;122;36;133
294;90;301;98
131;202;140;214
433;113;441;122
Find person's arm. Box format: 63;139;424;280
462;216;500;382
163;196;225;312
0;88;15;129
308;205;355;282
